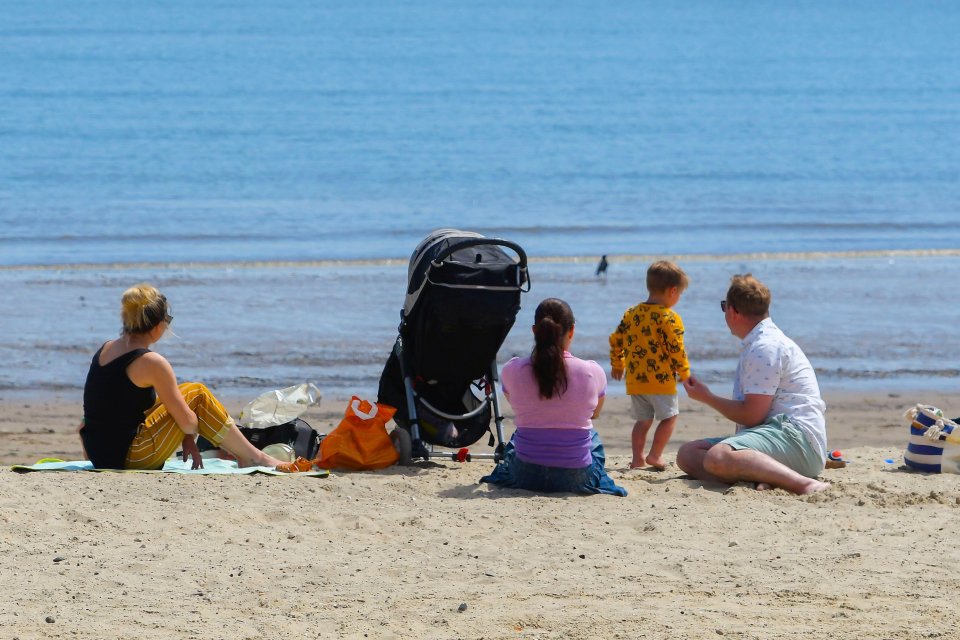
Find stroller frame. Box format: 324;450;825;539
385;230;529;463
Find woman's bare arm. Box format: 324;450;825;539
592;395;606;419
126;353;199;434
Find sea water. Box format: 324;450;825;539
2;255;958;400
0;0;958;399
2;0;959;265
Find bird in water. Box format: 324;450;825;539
595;254;609;278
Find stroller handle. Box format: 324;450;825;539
428;237;530;292
429;237;528;269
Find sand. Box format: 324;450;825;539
2;390;959;639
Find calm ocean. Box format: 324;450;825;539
1;1;958;400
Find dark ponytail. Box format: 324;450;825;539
531;298;575;399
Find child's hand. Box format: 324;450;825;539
611;367;624;381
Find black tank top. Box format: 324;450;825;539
81;344;156;469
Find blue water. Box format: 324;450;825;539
2;256;959;399
2;0;959;265
1;1;959;400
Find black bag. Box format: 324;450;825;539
240;418;323;459
197;418;323;459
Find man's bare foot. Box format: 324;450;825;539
645;455;667;471
629;459;645;469
798;479;830;495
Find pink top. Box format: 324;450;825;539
501;352;607;429
501;352;607;468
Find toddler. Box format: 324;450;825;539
609;260;691;469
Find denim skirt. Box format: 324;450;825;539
480;430;627;497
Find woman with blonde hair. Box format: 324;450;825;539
80;283;288;470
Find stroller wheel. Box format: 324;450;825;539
390;428;413;466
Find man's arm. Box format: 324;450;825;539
682;376;774;427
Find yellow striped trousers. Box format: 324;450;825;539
125;382;233;470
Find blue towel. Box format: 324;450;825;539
11;458;329;477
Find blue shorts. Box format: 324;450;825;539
703;414;824;478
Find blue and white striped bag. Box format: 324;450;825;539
903;404;960;474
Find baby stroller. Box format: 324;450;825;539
377;229;530;463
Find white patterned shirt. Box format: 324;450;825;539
733;318;827;461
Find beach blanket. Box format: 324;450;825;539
10;457;330;477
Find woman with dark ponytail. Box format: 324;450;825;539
481;298;626;496
530;298;570;399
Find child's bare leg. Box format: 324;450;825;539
631;419;653;468
645;415;678;470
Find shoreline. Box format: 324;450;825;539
3;254;957;422
2;247;959;271
2;390;953;467
2;373;956;405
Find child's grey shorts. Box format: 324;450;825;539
630;394;679;421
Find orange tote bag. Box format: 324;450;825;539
315;397;398;470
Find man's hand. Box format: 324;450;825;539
611;367;624;381
684;377;774;426
180;434;204;470
683;375;712;403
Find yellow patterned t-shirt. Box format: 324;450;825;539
609;303;691;395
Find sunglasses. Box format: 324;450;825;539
164;313;173;325
720;300;729;312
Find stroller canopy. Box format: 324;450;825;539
403;228;528;319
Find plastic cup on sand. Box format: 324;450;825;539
261;443;296;462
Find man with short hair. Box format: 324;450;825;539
678;274;829;494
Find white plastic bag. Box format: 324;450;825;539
239;382;322;429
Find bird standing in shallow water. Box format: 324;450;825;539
595;255;609;278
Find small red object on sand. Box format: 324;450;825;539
825;449;846;469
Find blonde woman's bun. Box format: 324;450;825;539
121;283;170;334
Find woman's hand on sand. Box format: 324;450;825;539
180;434;204;470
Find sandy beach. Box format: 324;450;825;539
4;0;960;636
3;390;959;639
